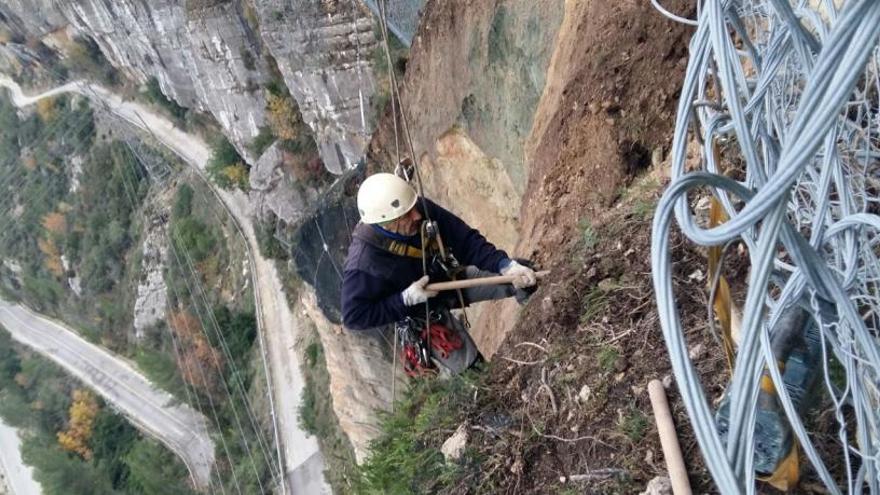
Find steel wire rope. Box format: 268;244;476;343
161;164;285;487
95;81;277;494
102;21;291;481
117;143;273;495
650;0;880;492
114;145;226;495
0;91;95;194
109;136;238;495
0;79;224;492
0;110;98;240
167;225;271;495
4;29;286;494
71;64;287;489
161;219;249;495
165;296;223;495
120;102;288;490
0;96;98;210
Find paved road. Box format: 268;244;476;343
0;301;214;489
0;419;41;495
0;76;329;494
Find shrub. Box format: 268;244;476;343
266;93;305;142
247;126;275;157
355;374;477;493
206;135;249;190
171;217;217;263
173;184;194;218
143;78;187;123
255;216;288;260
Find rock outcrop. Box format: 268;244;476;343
185;2;269;162
61;0;199;107
253;0;378;174
0;0;66;37
248;142;321;224
59;0;268;160
299;287;399;463
133;216;169;341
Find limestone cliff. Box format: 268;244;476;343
247;142;321;224
185;2;269;162
299;288;398;462
133;214;170;341
0;0;381;175
253;0;377;174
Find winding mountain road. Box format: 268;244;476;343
0;417;41;495
0;77;328;494
0;301;214;489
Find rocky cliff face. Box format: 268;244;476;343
253;0;377;174
0;0;380;175
0;0;65;37
185;2;269;162
248;142;321;223
287;0;570;462
133;215;170;341
299;288;397;462
369;0;565;356
60;0;269;160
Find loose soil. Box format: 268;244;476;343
427;175;730;494
441;1;726;492
444;1;723;490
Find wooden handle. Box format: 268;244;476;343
425;270;551;291
648;379;692;495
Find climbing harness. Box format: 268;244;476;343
351;222;425;259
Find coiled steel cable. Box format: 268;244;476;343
651;0;880;492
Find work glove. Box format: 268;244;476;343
401;276;439;306
500;260;537;289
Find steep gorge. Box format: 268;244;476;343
0;0;379;173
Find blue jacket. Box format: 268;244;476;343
341;198;510;330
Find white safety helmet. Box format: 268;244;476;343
357;173;418;224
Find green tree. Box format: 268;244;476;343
173;184;194;218
143;77;186;122
90;410;138;488
125;439;195;495
206;135;249;190
172;217;217;263
22;433;115;495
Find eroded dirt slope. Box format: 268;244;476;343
462;0;715;490
363;0;726;491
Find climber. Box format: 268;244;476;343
341;172;538;332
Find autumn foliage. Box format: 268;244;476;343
36;97;58;122
169;310;224;393
37;237;64;277
57;389;99;460
42;211;67;234
266;93;304;142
